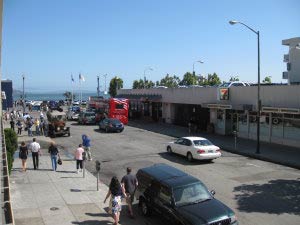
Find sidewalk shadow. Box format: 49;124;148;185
85;212;110;218
233;178;300;215
72;220;112;225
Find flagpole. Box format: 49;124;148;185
71;74;74;105
79;73;82;104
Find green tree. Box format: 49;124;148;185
132;79;144;89
145;80;155;89
180;72;198;86
230;76;239;81
132;79;155;89
207;73;222;86
109;76;123;97
63;91;75;104
263;76;272;84
157;74;180;88
4;128;18;174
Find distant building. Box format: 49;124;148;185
1;79;13;110
282;37;300;84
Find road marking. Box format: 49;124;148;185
246;163;261;168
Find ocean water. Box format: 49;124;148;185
13;92;110;101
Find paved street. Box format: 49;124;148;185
51;120;300;225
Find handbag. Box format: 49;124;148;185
57;157;62;165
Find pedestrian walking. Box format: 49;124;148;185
48;142;60;171
19;141;28;172
43;120;48;137
34;118;40;135
82;134;92;161
16;120;23;135
10;119;15;131
29;138;41;170
27;118;33;136
74;144;85;173
121;167;138;218
104;176;127;225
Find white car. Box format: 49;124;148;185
219;82;250;87
166;137;221;162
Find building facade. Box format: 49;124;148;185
282;37;300;84
118;85;300;148
1;80;13;110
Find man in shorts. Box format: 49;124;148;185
121;167;138;218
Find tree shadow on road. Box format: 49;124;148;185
233;178;300;215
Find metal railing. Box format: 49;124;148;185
1;117;14;224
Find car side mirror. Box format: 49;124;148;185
210;190;216;196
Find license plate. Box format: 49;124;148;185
208;150;213;153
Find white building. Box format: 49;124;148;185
282;37;300;84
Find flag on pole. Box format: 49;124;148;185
79;73;85;82
71;74;74;82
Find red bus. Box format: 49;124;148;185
88;97;129;124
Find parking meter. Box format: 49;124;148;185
82;152;87;161
95;160;101;172
233;130;237;149
95;160;101;191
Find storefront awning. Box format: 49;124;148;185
116;94;162;101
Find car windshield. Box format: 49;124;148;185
173;182;211;206
110;119;121;124
193;139;213;146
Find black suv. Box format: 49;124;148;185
135;164;238;225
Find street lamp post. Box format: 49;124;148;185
103;74;107;94
22;75;25;114
229;20;261;154
193;60;204;76
143;67;153;87
97;76;100;97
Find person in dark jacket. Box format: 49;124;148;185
19;141;28;172
48;142;59;171
10;119;15;131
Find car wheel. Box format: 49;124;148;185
105;127;109;133
139;199;151;217
187;152;193;162
68;132;71;137
167;146;172;153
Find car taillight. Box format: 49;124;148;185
197;149;205;154
216;148;221;152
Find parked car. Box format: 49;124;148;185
219;82;250;87
166;137;221;162
135;163;238;225
98;118;124;133
78;111;96;125
66;106;81;120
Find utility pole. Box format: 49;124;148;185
97;76;100;97
22;75;25;114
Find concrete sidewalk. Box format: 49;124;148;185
129;120;300;170
9;135;142;225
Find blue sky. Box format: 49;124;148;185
2;0;300;92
